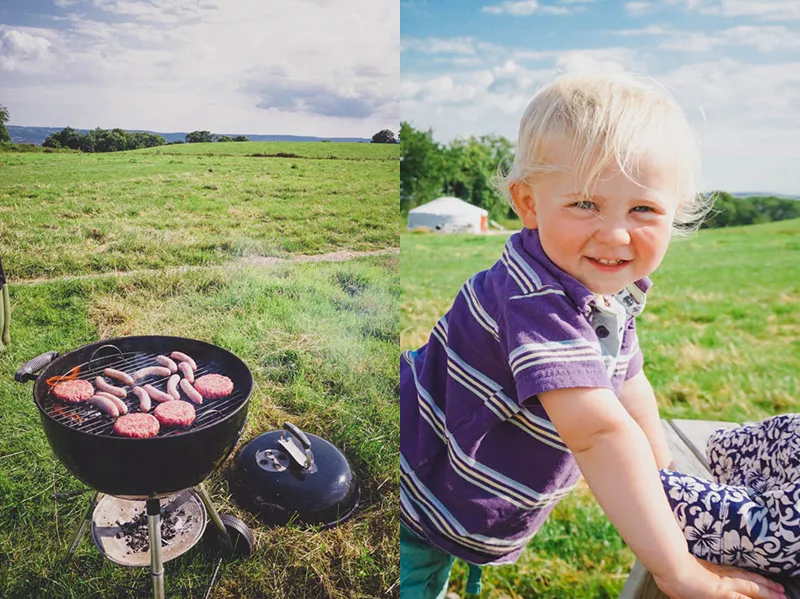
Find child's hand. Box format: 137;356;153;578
654;556;786;599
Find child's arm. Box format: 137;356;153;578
538;387;784;599
617;371;674;469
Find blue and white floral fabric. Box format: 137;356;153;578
660;414;800;575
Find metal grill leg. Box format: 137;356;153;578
63;491;100;565
195;483;232;553
147;498;165;599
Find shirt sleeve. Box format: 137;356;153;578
620;316;644;381
500;291;613;404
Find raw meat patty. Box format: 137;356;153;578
193;374;233;399
154;400;196;428
51;379;94;403
113;413;160;438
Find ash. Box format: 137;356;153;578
115;505;194;553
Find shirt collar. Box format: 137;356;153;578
519;227;652;318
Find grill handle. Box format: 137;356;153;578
15;351;59;383
280;422;314;469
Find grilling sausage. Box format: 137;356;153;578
143;384;174;403
103;368;134;386
95;377;127;398
156;355;178;373
179;378;203;404
95;391;129;415
132;386;151;412
170;351;197;371
178;361;194;383
133;366;172;381
166;374;181;400
89;395;120;418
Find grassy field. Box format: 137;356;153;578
0;141;400;280
0;142;399;598
401;219;800;598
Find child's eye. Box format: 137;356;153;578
571;200;597;210
631;205;653;213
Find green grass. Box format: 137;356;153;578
144;141;400;160
0;257;399;598
401;219;800;598
0;142;400;279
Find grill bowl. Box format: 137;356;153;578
24;336;253;499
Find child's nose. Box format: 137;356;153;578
594;219;631;245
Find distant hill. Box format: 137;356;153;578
7;125;371;146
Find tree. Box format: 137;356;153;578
185;130;213;143
371;129;397;144
400;122;447;213
232;135;249;142
214;134;233;143
0;103;9;142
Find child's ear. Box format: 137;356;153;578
510;182;538;229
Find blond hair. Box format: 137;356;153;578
499;72;710;236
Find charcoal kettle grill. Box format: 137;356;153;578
15;335;257;599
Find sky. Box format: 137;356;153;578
0;0;399;138
401;0;800;195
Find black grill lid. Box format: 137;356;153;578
232;423;360;528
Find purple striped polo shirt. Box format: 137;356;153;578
400;228;650;565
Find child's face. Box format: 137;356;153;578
512;139;680;296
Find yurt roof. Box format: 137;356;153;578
408;196;487;216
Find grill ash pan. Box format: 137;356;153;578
231;423;359;528
15;336;253;499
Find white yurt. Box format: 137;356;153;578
406;196;488;234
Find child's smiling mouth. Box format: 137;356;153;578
587;257;631;269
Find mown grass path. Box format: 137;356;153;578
401;219;800;598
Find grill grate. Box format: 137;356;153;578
43;348;248;438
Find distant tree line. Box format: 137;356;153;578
43;127;166;152
702;191;800;228
41;127;250;152
401;121;800;227
371;129;398;144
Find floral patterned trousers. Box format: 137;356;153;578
661;414;800;575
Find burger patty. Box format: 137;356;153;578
52;379;95;403
154;400;196;428
113;413;160;438
193;374;234;399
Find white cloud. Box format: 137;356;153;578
614;24;800;53
402;37;478;55
0;29;53;72
481;1;572;16
2;0;398;136
625;2;656;15
671;0;800;21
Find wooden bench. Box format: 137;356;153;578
619;419;800;598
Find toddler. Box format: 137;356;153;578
399;72;786;599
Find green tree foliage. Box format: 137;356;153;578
400;122;514;220
185;130;213;143
214;134;233;142
703;191;800;228
232;135;249;142
0;103;10;143
42;127;166;152
372;129;398;144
